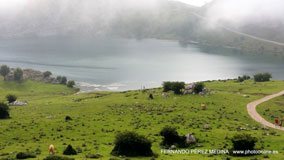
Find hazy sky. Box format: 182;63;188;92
174;0;213;6
0;0;212;12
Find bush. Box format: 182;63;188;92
57;76;67;85
149;93;154;100
65;116;72;122
43;155;74;160
231;134;257;151
254;73;272;82
160;126;181;147
14;68;23;82
0;102;9;119
237;75;251;82
61;76;67;85
85;154;103;159
0;65;10;80
163;82;172;92
43;71;52;78
56;76;62;82
111;131;153;157
16;152;36;159
193;82;205;94
163;81;185;94
160;126;191;148
6;94;17;103
67;81;75;88
63;145;77;155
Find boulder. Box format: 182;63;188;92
185;133;196;144
9;101;27;106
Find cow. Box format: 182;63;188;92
48;144;55;155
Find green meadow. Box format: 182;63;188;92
0;79;284;160
257;93;284;125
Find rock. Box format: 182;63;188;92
170;145;176;150
9;101;27;106
203;124;211;130
185;133;196;144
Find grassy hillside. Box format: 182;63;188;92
257;94;284;125
0;79;284;159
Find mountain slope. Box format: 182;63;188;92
0;0;284;56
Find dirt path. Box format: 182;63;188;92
247;90;284;131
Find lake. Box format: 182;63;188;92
0;37;284;91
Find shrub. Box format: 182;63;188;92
14;68;23;82
67;81;75;88
160;126;191;148
61;76;67;85
57;76;67;85
85;154;103;159
162;81;185;94
254;73;272;82
193;82;205;94
16;152;36;159
163;82;172;92
6;94;17;103
111;131;153;157
160;126;181;147
56;76;62;82
0;65;10;80
65;116;72;122
43;155;74;160
149;93;154;100
231;134;257;151
0;102;9;119
237;75;250;82
63;145;77;155
43;71;52;78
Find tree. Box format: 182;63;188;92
56;76;62;82
111;131;153;157
61;76;67;84
193;82;205;94
6;94;17;103
172;82;185;94
0;102;9;119
43;71;52;78
231;134;257;151
67;80;75;88
237;75;250;82
163;82;172;92
0;65;10;80
14;68;23;82
162;81;185;95
254;73;272;82
63;145;77;155
56;76;67;84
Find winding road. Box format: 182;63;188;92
247;90;284;131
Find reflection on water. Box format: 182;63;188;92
0;37;283;91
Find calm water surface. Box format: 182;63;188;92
0;37;283;91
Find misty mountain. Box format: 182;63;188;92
1;0;284;56
202;0;284;43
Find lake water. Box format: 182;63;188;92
0;37;284;91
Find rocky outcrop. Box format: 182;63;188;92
5;68;59;84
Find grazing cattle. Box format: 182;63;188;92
48;144;55;155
